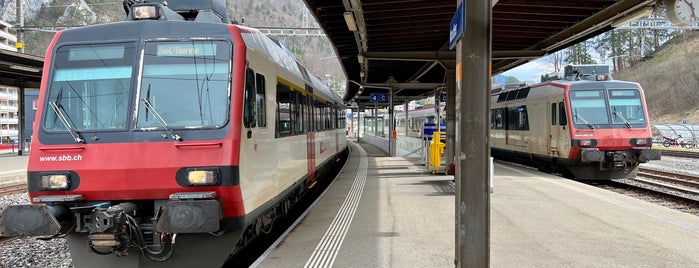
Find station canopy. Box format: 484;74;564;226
303;0;659;108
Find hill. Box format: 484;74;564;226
613;31;699;125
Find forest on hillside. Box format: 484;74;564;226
499;28;699;124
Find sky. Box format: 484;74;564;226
498;59;556;84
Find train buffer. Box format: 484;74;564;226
428;131;446;174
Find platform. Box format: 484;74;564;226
0;152;28;186
255;140;699;267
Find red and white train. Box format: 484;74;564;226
0;0;347;267
490;65;661;179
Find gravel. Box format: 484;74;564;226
0;193;72;268
0;155;696;267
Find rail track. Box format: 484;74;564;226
659;149;699;159
614;168;699;206
0;182;27;197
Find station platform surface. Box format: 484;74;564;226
256;140;699;267
0;151;28;186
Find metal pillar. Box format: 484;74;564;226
357;108;361;141
388;88;395;156
455;0;490;267
15;0;24;53
374;102;378;137
446;69;456;170
404;102;409;136
17;86;25;155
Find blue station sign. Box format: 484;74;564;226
370;93;388;103
449;1;466;49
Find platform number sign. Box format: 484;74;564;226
449;1;465;49
370;93;388;103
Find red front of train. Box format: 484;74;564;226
0;1;307;267
562;77;661;178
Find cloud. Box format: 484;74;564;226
500;60;555;84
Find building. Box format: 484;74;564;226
0;20;17;52
0;20;19;144
0;85;19;144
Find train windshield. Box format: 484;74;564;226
569;88;646;128
608;89;646;125
44;43;135;131
136;40;231;129
570;90;608;126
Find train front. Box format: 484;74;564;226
0;1;248;267
565;75;661;179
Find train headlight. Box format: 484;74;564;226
579;140;593;146
132;5;161;20
631;138;649;146
187;169;219;186
40;174;69;190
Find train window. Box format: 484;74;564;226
244;69;257;129
314;100;323;131
507;106;529;130
45;43;135;131
559;101;567;126
506;91;517;101
516;88;530;99
276;83;292;137
491;109;504;130
136;40;230;130
325;105;331;130
551;103;557;126
256;74;266;128
497;93;508;102
341;109;346;129
293;91;304;134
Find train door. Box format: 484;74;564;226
547;99;565;157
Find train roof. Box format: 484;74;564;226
236;26;343;106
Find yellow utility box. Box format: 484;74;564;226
429;131;446;174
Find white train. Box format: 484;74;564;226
0;1;347;267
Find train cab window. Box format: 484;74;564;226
256;74;266;128
551;103;557;126
559;101;567;126
136;40;230;130
570;90;610;126
244;69;257;128
45;43;136;131
608;89;646;124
